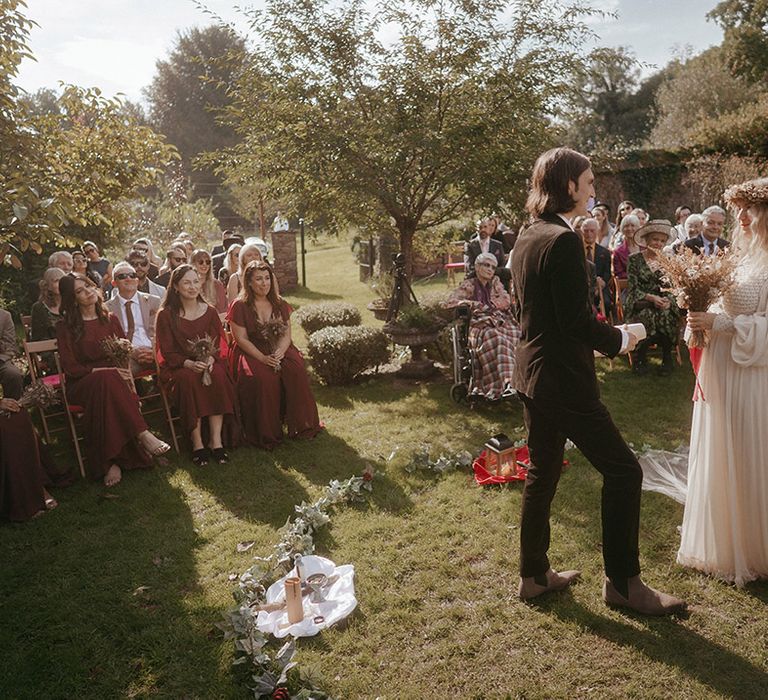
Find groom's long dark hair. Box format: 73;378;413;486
526;147;591;219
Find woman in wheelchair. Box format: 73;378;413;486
445;252;521;400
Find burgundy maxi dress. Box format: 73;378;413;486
228;299;322;449
155;305;237;439
0;409;49;521
56;315;151;480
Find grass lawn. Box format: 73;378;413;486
1;239;766;699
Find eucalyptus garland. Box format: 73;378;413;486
222;466;375;699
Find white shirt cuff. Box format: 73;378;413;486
619;328;630;354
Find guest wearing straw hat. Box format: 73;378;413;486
626;220;680;376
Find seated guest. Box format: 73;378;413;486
673;205;692;244
665;213;704;254
626;220;680;376
592;203;614;249
173;237;195;260
444;252;521;400
581;217;612;315
631;207;649;227
0;399;59;521
82;240;113;290
218;243;242;287
156;265;237;466
191;249;228;313
127;249;165;297
228;261;322;449
72;249;102;288
48;250;73;274
105;262;160;373
211;229;235;258
212;232;244;279
56;274;170;486
227;243;265;304
684;205;730;256
31;268;65;342
131;238;161;280
611;214;641;280
614;199;635;231
155;245;188;288
464;217;511;291
0;308;23;400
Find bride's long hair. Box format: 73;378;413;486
726;177;768;273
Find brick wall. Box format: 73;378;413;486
270;230;299;290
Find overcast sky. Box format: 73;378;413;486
16;0;723;104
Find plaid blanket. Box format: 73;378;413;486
468;309;521;400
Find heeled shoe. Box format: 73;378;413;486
191;448;210;466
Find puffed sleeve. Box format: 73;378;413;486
712;285;768;366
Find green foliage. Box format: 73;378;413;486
294;302;362;336
709;0;768;84
686;93;768;156
647;47;755;150
307;325;390;384
123;163;221;249
1;1;177;263
212;0;602;276
389;303;443;331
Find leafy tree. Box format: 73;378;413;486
211;0;599;276
709;0;768;84
1;1;176;269
647;46;754;150
144;25;246;227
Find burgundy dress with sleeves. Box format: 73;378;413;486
228;299;321;449
56;315;150;480
155;305;237;436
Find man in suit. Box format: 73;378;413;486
127;250;165;298
465;217;511;290
0;308;23;400
684;205;730;256
155;245;188;288
106;262;161;374
511;147;685;615
580;217;612;316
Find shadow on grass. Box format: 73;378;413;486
546;599;768;698
285;287;344;303
0;467;226;698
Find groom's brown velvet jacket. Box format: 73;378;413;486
511;215;622;403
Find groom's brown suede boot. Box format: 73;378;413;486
603;576;686;616
518;568;581;600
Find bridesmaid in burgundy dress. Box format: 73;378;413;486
228;260;322;449
56;274;170;486
0;400;58;521
155;265;236;466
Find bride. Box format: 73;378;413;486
680;177;768;586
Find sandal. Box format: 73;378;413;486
211;447;229;464
191;448;210;467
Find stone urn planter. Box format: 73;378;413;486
383;323;441;379
366;299;389;322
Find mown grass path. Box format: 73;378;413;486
1;240;766;698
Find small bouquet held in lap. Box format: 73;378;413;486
656;247;738;348
101;335;136;393
1;380;60;417
187;334;216;385
261;318;288;373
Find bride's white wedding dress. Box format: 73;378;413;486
677;263;768;586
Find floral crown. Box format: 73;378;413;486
723;177;768;208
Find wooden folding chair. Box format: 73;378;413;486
21;315;32;340
24;339;86;477
444;242;466;286
134;367;180;453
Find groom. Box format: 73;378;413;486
511;147;686;615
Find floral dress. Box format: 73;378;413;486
625;252;680;346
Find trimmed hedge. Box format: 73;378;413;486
294;302;362;335
307;325;390;385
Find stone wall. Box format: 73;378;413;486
270;230;299;290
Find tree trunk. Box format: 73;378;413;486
397;224;416;281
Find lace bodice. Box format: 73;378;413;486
722;268;768;316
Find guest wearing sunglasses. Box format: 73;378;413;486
191;249;228;313
72;249;103;288
126;250;165;296
82;240;113;291
105;262;160;373
155;246;188;288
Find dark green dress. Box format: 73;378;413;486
626;252;680;345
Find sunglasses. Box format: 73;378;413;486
477;262;496;269
115;272;138;280
196;259;211;266
171;257;186;263
132;260;150;267
83;248;95;254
